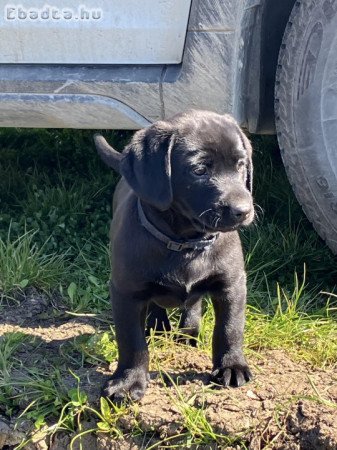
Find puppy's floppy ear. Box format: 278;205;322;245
120;122;175;211
239;131;253;193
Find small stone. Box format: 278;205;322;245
247;390;260;400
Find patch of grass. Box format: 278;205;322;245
0;333;66;420
68;396;132;448
243;136;337;291
79;332;118;364
13;371;91;449
61;242;111;313
198;269;337;368
0;128;123;259
0;228;67;298
245;277;337;368
0;128;119;301
0;332;27;381
62;277;109;314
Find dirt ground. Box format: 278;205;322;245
0;289;336;449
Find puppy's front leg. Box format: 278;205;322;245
102;285;149;402
210;274;252;387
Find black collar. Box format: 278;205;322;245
137;199;218;252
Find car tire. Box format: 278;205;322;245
275;0;337;254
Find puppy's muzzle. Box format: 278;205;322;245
215;198;254;228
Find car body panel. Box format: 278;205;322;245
0;0;192;64
0;0;296;132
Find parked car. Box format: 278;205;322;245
0;0;336;253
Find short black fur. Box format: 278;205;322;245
94;110;254;401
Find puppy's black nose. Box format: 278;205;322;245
229;204;251;222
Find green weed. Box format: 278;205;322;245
0;228;66;298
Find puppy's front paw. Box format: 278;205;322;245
102;369;148;403
210;362;252;388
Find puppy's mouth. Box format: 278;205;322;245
173;200;254;234
193;209;254;233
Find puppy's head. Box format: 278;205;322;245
120;110;254;232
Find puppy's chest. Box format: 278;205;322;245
149;254;222;307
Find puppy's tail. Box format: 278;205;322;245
94;134;122;174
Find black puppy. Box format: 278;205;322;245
94;110;254;401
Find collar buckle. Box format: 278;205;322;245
167;241;184;251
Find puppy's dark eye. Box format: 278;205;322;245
236;160;246;171
192;165;207;176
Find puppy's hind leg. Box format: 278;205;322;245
146;302;171;336
178;299;202;347
102;285;149;402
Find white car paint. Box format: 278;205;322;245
0;0;192;64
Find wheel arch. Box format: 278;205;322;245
236;0;297;134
